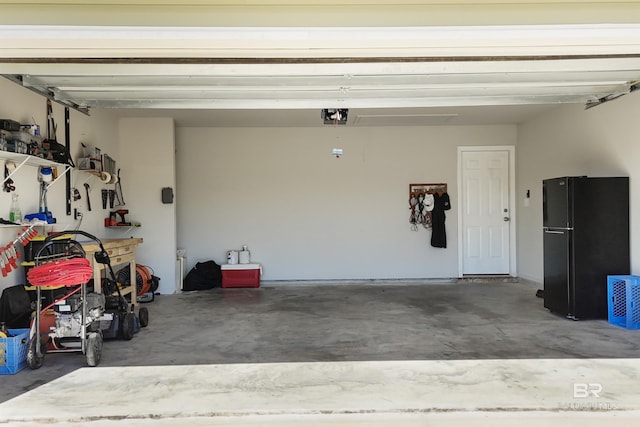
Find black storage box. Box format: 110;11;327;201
24;238;72;262
0;119;20;132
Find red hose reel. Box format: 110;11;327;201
27;258;93;287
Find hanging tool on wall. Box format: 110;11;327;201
84;182;92;211
105;211;116;227
46;99;55;141
0;224;38;277
3;161;16;192
101;189;108;210
104;209;133;227
114;169;125;206
17;225;38;246
24;167;56;224
114;209;131;226
71;187;81;201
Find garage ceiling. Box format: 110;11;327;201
1;24;640;126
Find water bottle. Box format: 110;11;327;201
9;193;21;223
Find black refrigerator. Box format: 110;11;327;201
543;176;629;320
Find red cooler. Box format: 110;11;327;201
221;263;262;288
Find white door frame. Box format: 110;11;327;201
457;145;517;278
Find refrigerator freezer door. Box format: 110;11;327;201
543;177;572;229
571;177;630;319
543;228;573;317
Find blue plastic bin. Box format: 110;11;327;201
607;276;640;330
0;328;30;375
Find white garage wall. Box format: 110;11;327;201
516;94;640;283
0;78;119;290
176;125;516;281
117;118;177;294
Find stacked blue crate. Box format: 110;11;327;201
607;275;640;329
0;328;30;375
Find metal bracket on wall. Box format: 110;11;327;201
65;107;71;216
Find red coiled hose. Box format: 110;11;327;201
27;258;93;287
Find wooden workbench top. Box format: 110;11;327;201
79;237;143;252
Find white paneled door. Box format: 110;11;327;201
459;148;512;275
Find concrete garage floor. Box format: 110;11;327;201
2;281;640;425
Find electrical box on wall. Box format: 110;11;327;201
161;187;173;204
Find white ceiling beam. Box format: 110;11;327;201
7;58;640;77
51;82;627;98
3;25;640;58
76;94;592;110
47;83;628;94
20;72;640;88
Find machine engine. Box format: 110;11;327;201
52;293;105;338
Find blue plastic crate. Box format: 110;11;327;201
607;276;640;329
0;328;30;375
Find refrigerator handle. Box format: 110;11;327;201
544;229;566;234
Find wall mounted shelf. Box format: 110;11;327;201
0;152;72;188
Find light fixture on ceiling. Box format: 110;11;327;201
322;108;348;125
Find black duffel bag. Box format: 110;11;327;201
183;260;222;291
0;285;32;328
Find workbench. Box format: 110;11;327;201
80;237;143;302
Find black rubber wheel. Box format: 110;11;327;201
86;332;103;367
121;312;135;340
26;335;45;370
138;307;149;327
118;297;129;313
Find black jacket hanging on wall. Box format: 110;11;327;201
431;192;451;248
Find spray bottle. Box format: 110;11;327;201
9;193;21;223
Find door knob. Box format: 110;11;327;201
503;217;510;222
